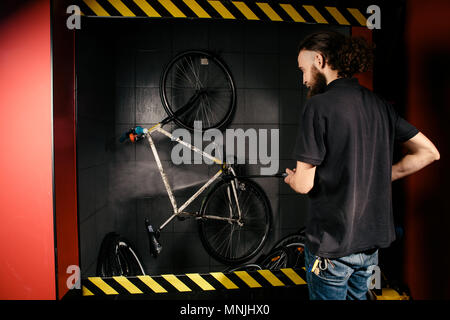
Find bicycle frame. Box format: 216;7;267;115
144;123;243;231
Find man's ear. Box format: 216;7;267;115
314;53;326;69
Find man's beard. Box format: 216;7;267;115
307;65;327;98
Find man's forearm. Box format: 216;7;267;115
392;151;439;181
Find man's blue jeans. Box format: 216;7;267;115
304;245;378;300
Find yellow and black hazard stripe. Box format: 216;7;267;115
76;0;370;27
82;267;307;296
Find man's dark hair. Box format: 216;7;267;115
298;31;374;78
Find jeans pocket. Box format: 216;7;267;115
313;259;351;283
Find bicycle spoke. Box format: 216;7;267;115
204;94;219;126
199;96;210;127
208;92;231;111
213;229;230;248
173;69;192;85
209;223;231;247
215;225;234;257
236;226;242;258
188;56;202;89
181;58;197;87
227;224;234;258
175;60;195;87
235;187;252;219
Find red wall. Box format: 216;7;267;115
351;27;373;91
404;0;450;299
0;0;56;299
52;0;79;299
1;0;447;301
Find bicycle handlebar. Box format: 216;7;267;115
119;126;148;143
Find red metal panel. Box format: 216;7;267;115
404;0;450;300
0;0;55;299
52;0;79;300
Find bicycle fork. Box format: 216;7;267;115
226;168;244;227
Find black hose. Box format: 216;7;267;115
234;173;288;178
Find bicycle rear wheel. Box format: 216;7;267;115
198;177;272;265
274;233;305;269
160;50;236;131
258;247;289;270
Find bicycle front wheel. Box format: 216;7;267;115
160;50;236;131
198;177;272;265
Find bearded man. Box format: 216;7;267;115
284;31;440;300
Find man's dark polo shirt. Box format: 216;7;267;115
293;77;419;258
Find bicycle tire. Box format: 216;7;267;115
273;232;306;269
285;242;305;269
116;240;146;276
272;229;305;249
96;232;145;277
259;247;289;270
160;50;236;131
198;177;272;265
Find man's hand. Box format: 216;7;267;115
284;168;296;184
284;162;316;194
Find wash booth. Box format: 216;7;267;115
54;0;373;299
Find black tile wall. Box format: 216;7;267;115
76;18;350;276
173;21;209;52
115;86;135;124
280;88;305;124
220;53;244;89
209;22;245;53
76;24;116;275
244;22;279;54
244;53;279;88
279;54;303;89
244;89;279;124
136;50;168;88
115;49;135;87
135;88;167;123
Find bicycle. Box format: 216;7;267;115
119;50;284;266
224;228;306;272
